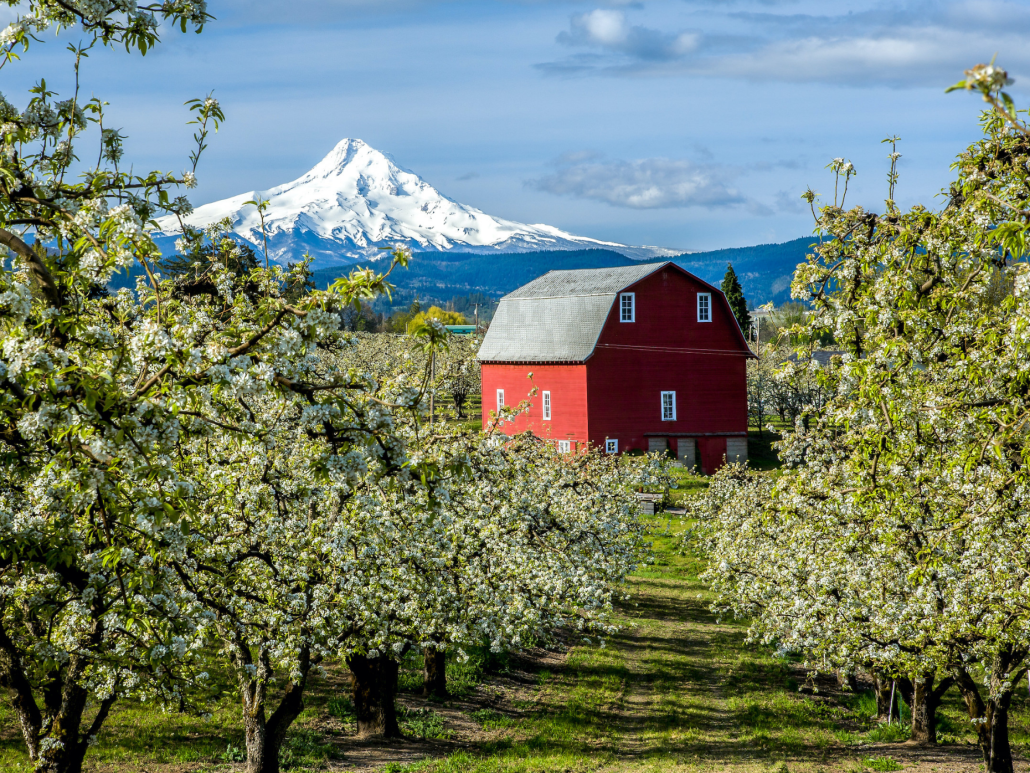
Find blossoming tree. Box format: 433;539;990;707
0;3;411;772
694;62;1030;773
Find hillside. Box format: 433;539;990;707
110;237;814;308
671;235;817;305
311;236;816;307
310;248;645;295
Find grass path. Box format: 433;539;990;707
430;518;1011;773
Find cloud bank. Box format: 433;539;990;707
529;154;745;209
537;1;1030;86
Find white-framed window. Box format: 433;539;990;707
542;390;551;420
496;389;505;412
606;438;618;454
661;391;676;421
620;292;635;322
557;440;571;453
697;292;711;323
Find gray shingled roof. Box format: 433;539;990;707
478;263;668;363
785;350;845;367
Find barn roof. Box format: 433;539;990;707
478;262;668;363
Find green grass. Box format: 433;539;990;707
862;757;903;771
401;707;454;740
468;709;514;730
746;426;782;470
279;730;338;769
666;465;708;506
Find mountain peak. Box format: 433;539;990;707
309;138;389;177
156;139;678;267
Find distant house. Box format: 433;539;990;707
444;325;479;336
477;262;755;473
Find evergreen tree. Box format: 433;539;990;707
159;232;260;280
721;263;751;336
283;260;316;303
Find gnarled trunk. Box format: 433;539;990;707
236;642;316;773
453;394;467;419
0;621;43;760
11;647;114;773
905;674;954;746
423;647;448;699
348;653;401;738
1;597;116;773
954;651;1027;773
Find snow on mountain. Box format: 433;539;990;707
154;139;677;266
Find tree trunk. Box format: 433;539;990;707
33;705;97;773
348;653;401;738
873;672;901;723
906;674;954;746
2;615;115;773
262;646;315;773
987;695;1015;773
423;647;448;699
237;643;316;773
836;670;858;693
243;704;269;773
32;653;116;773
954;654;1026;773
0;620;43;760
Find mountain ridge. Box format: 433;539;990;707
154;138;678;266
308;236;816;308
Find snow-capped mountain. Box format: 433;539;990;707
154;139;677;267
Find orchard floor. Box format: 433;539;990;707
2;513;1028;773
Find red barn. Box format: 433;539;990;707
477;262;755;473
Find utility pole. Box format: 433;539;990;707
475;304;479;331
430;351;435;426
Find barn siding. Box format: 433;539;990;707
480;363;589;446
585;268;749;455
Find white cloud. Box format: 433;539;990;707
578;9;628;45
555;8;700;64
529;155;745;209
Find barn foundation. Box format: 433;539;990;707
726;437;748;465
647;437;668;454
677;438;697;470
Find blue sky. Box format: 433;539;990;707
6;0;1030;251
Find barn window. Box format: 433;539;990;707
558;440;571;453
496;389;505;412
661;391;676;421
542;390;551;420
697;292;711;322
606;438;618;453
620;292;635;322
